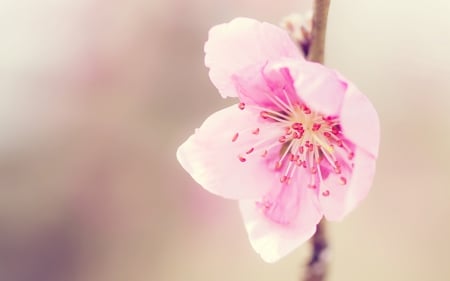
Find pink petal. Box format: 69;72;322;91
339;83;380;157
177;104;284;200
231;60;301;110
205;17;302;98
239;169;323;263
319;147;376;221
292;61;347;116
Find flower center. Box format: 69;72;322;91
233;98;354;191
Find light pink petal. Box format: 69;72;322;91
239;169;323;263
340;83;380;157
292;61;347;116
205;17;302;98
319;148;376;221
177;104;285;200
231;60;301;110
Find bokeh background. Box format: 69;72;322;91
1;0;450;280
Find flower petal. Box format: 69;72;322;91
177;104;284;200
319;147;376;221
205;17;302;98
292;61;347;116
340;83;380;157
231;60;301;110
239;169;323;263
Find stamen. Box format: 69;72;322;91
273;95;294;114
293;131;303;139
275;161;282;170
260;110;288;122
312;123;321;131
280;175;289;183
282;88;295;115
254;106;290;119
278;140;295;164
260;89;294;114
231;97;351;198
334;166;341;174
348;152;355;160
232;132;239;142
308;170;317;189
292;122;303;130
319;146;337;168
303;106;311;114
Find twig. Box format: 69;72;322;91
302;221;329;281
307;0;331;63
302;0;331;281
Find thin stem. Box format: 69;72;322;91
303;1;331;281
303;221;329;281
307;0;331;63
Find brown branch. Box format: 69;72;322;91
303;1;331;281
302;221;329;281
307;0;331;63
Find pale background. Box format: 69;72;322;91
0;0;449;280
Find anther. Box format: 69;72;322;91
322;190;330;197
238;155;246;162
293;131;303;139
238;102;245;110
260;111;269;119
312;123;321;131
308;184;317;189
339;177;347;185
292;122;303;130
232;132;239;142
261;150;268;157
332;125;340;135
348;152;355;160
252;128;260;135
280;175;289;183
246;147;254;154
303;107;311;114
275;161;282;170
278;136;287;143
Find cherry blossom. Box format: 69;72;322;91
177;18;379;262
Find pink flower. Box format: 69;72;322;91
177;18;380;262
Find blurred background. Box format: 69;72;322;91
1;0;449;280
